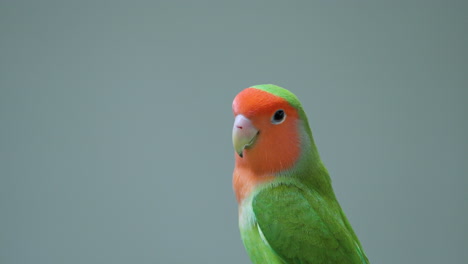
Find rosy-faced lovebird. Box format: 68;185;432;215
232;84;369;264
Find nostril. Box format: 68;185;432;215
237;126;243;129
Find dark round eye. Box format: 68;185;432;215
271;109;286;124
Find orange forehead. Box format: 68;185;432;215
232;88;297;120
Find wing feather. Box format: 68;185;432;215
252;182;368;264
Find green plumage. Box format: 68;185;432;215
238;85;369;264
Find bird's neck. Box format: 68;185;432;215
232;165;275;203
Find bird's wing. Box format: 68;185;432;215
252;182;369;264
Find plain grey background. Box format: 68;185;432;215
1;1;467;263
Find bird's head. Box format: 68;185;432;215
232;84;310;175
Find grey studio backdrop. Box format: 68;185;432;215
1;1;467;264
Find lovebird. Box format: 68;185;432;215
232;84;369;264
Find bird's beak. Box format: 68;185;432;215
232;115;259;158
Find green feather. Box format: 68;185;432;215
238;85;369;264
252;84;303;110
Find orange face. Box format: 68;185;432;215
232;88;301;176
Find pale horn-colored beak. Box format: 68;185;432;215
232;114;258;158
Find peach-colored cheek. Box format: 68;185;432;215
243;109;300;175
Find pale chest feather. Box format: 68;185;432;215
238;195;284;264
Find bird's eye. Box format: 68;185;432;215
271;109;286;124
